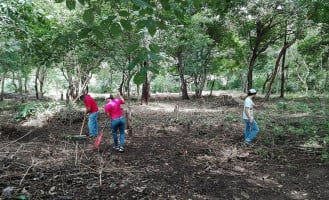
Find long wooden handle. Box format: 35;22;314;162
79;115;86;136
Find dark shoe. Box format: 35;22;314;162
119;147;124;152
244;141;254;147
113;146;119;151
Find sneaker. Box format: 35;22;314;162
244;141;254;147
119;147;124;152
113;146;119;151
89;134;97;138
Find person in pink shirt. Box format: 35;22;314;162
80;94;99;137
104;93;126;152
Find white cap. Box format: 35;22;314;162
248;89;257;94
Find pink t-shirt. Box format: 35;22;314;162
104;99;124;120
84;94;99;113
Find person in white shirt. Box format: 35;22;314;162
242;89;259;145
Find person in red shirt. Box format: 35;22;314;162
104;93;126;152
80;94;99;137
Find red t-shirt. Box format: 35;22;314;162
104;99;124;120
84;94;98;113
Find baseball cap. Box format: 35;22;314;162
248;89;257;95
105;94;113;100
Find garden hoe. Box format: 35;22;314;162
65;114;87;141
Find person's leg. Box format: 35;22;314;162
248;120;259;142
244;119;251;142
88;112;98;136
111;119;119;148
118;117;126;150
94;111;99;135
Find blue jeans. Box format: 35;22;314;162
111;116;126;148
243;119;259;143
88;111;99;136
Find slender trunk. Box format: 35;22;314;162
126;71;135;98
18;71;23;100
0;73;5;101
209;80;215;96
177;49;189;99
141;72;150;105
265;42;294;100
240;73;247;92
280;50;286;98
119;72;125;95
24;77;28;93
141;61;150;105
35;66;40;99
247;54;257;90
280;22;288;98
12;72;17;92
39;66;47;99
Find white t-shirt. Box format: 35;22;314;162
243;97;254;120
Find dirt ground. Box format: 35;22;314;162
0;93;328;200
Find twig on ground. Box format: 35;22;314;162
0;128;37;151
10;144;24;159
74;142;79;166
20;158;37;186
98;155;104;186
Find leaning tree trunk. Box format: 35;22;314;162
265;41;294;100
280;49;287;98
280;23;288;98
247;53;257;90
177;49;189;100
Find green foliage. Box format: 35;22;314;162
287;125;305;135
224;114;236;122
296;102;310;113
14;102;38;121
151;75;180;93
226;78;242;90
255;148;270;160
273;125;285;137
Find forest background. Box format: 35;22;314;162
1;1;329;199
1;0;329;102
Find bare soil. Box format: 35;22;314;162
0;93;328;200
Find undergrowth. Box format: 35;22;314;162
257;96;329;160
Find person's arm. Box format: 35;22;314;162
104;105;111;118
244;107;254;123
85;106;91;114
105;112;111;118
118;93;125;104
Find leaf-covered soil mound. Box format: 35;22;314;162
0;93;328;199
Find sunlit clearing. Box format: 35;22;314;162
147;103;223;113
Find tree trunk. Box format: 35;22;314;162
18;71;23;101
126;71;135;98
39;66;46;99
119;72;125;95
12;72;17;92
35;66;40;99
194;49;210;98
265;42;294;100
0;73;5;101
280;22;288;98
141;72;150;105
177;49;189;100
209;80;215;96
280;50;287;98
24;77;28;93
